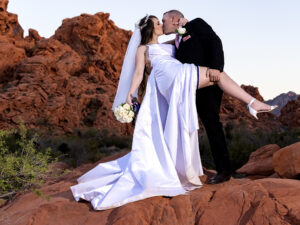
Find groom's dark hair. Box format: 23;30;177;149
163;10;184;19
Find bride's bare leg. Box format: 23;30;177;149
197;66;272;111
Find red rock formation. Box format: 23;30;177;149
0;0;30;83
0;0;23;39
0;0;8;11
0;39;26;83
0;0;284;137
1;151;300;225
279;96;300;128
273;142;300;179
0;2;133;135
236;144;281;176
26;28;44;42
52;12;131;85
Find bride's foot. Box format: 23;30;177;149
247;98;278;119
250;98;273;111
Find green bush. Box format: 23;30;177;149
0;120;54;196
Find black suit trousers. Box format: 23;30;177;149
196;84;231;173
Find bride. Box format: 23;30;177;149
70;15;277;210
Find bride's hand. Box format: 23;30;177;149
126;94;133;107
178;18;188;27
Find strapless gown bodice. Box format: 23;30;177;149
147;43;180;67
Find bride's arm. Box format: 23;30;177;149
126;45;146;106
163;39;175;45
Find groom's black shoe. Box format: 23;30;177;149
207;171;232;184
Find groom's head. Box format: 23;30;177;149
162;10;184;35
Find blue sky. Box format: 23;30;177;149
8;0;300;100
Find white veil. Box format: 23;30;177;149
111;25;142;111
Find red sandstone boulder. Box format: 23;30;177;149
273;142;300;179
236;144;281;176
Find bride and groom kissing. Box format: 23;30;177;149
70;10;277;210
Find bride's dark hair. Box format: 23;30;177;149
139;15;157;45
137;15;157;100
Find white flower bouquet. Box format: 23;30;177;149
114;96;140;124
114;103;135;123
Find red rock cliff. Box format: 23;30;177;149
0;0;282;136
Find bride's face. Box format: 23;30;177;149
151;18;163;37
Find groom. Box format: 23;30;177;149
162;10;232;184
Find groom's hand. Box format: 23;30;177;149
178;18;188;27
207;69;221;82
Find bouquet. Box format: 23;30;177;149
114;97;140;124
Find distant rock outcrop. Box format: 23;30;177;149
279;96;300;128
265;91;299;116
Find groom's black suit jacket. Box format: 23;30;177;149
175;18;231;174
175;18;224;72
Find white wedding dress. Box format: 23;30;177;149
70;43;204;210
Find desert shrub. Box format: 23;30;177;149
0;120;54;196
38;127;132;168
199;122;300;172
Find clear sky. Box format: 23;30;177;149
8;0;300;100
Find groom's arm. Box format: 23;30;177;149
191;18;224;72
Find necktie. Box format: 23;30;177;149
175;34;180;48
